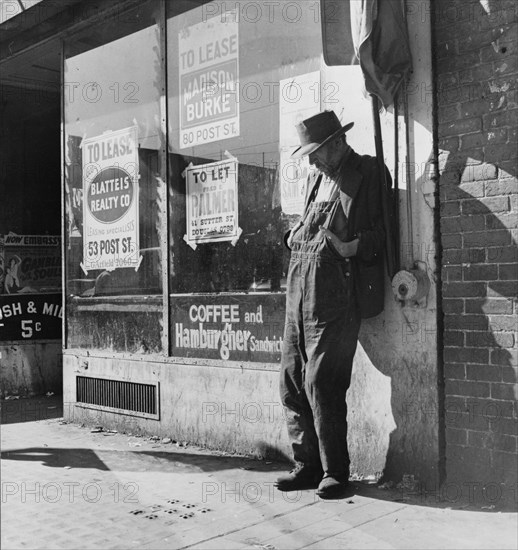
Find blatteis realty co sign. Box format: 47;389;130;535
81;126;140;274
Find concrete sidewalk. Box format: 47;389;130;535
1;396;517;550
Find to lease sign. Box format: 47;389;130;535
82;127;140;273
179;11;239;148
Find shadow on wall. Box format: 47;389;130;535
352;0;516;490
382;0;515;493
351;106;440;486
438;132;517;484
436;0;517;488
355;143;516;488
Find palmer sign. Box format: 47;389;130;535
184;158;240;248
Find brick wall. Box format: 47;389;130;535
434;0;517;494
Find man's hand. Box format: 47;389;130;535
319;226;358;258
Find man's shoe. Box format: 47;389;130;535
316;475;350;499
274;464;323;491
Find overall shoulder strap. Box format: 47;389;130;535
304;172;323;210
299;172;323;225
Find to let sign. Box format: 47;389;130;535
185;158;240;248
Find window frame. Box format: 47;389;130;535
59;0;324;370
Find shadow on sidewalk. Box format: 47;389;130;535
2;443;516;512
1;447;110;471
351;479;518;513
0;445;286;474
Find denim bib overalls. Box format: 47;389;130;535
279;183;361;480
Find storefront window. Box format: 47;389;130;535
167;0;323;362
64;1;165;353
0;84;62;343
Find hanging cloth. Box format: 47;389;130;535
322;0;412;109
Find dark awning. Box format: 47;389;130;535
0;0;114;61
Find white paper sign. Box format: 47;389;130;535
179;12;239;149
82;127;140;272
279;71;321;215
185;158;240;247
279;149;311;216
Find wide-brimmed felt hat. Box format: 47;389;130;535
291;110;354;158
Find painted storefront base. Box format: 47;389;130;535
63;343;438;489
0;342;62;398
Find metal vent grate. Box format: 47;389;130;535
76;376;159;419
